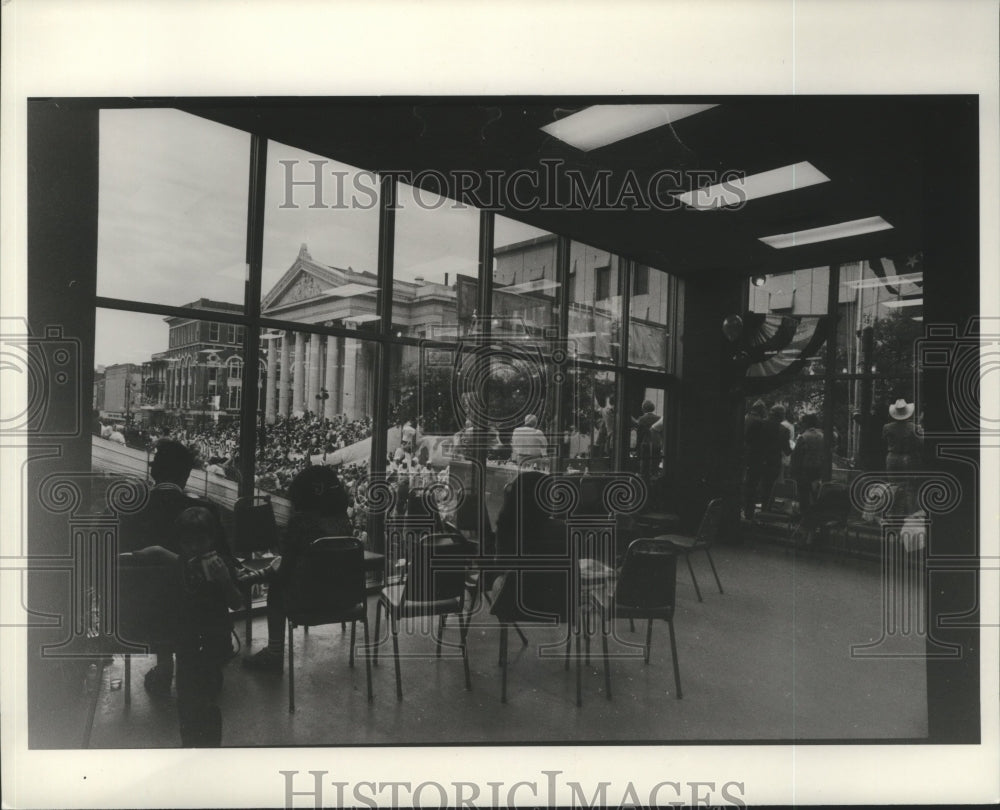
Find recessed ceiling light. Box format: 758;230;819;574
676;161;830;209
541;104;717;152
759;216;893;249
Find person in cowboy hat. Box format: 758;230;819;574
882;397;923;473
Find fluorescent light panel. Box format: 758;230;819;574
846;272;922;290
676;161;830;209
880;298;923;309
542;104;717;151
759;216;893;249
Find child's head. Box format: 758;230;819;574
177;507;216;559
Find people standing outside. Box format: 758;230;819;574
742;400;768;519
883;398;923;512
633;399;661;484
510;414;548;465
790;412;825;512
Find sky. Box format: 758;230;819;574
94;108;545;368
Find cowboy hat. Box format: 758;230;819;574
889;398;915;421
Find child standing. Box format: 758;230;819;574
174;507;242;746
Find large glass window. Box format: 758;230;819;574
492;216;559;334
567;241;623;364
97;109;250;308
261;141;380;330
392;183;480;341
91;308;243;506
629;263;679;371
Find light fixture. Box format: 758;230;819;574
502;279;561;295
751;274;767;287
541;104;717;152
759;216;893;249
676;161;830;209
722;314;743;342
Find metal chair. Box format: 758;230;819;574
490;550;585;706
284;536;372;711
373;532;478;700
593;537;682;699
753;479;800;536
116;554;179;708
656;497;725;602
233;494;280;644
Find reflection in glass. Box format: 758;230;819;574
393;184;479;341
98;109;250;308
629;264;680;371
492;216;559;334
567;241;623;363
261;142;380;329
561;369;616;472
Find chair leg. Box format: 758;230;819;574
514;623;528;647
124;655;131;708
667;618;682;699
500;624;509;703
362;618;373;704
629;618;635;633
575;626;583;708
349;621;356;668
373;600;382;666
584;607;591;665
244;591;253;645
564;628;572;671
684;552;703;602
644;619;654;664
436;615;445;658
341;622;346;632
601;613;611;700
458;611;471;691
288;621;295;713
704;549;724;594
390;612;402;701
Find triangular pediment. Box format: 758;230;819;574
262;258;347;313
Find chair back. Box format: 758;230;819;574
115;556;180;648
286;536;366;618
768;479;800;516
614;538;678;611
233;494;279;556
694;497;726;546
402;532;476;604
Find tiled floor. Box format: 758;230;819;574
87;543;928;747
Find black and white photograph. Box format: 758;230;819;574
2;1;998;807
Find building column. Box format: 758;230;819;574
342;340;359;419
324;335;339;420
292;332;306;416
307;332;321;416
264;337;277;424
278;334;291;418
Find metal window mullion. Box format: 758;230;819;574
368;176;396;554
823;263;841;478
553;235;571;470
237;135;267;500
613;256;634;473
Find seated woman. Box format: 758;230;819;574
486;470;571;618
242;465;354;671
493;470;567;558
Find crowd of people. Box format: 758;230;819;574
743;396;924;543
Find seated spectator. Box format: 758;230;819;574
241;465;354;672
509;415;548;464
118;439;229;697
134;507;242;747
